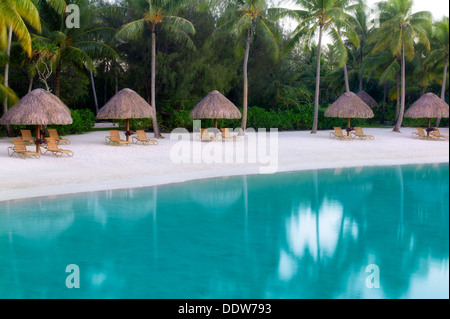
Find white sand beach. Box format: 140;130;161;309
0;127;448;202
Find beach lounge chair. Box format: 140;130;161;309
412;128;441;140
201;128;215;142
106;130;130;146
431;127;449;140
43;138;74;157
133;130;158;145
220;128;240;142
8;139;40;159
330;127;354;140
352;127;374;140
48;128;70;144
20;130;35;145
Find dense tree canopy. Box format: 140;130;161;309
0;0;448;135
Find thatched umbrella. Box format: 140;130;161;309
324;92;375;136
404;92;449;137
0;89;72;153
97;88;153;142
357;91;378;108
190;90;241;129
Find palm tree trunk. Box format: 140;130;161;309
395;70;400;122
151;25;162;139
359;42;364;92
312;25;323;134
3;26;14;137
55;59;62;97
28;75;34;93
394;46;405;132
240;26;252;135
343;63;350;93
436;57;448;127
90;68;99;114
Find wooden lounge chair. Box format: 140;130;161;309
412;128;441;140
48;128;70;144
330;127;353;140
43;138;74;157
20;130;35;145
201;128;215;142
220;128;240;142
431;127;449;140
133;130;158;145
106;130;130;146
8;139;40;159
352;127;374;140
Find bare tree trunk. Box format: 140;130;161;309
240;26;252;135
311;25;324;134
394;46;405;132
3;27;14;137
151;25;163;138
436;57;448;127
90;68;99;114
343;63;350;93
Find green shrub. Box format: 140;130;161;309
49;108;96;135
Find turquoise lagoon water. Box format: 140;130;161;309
0;164;448;299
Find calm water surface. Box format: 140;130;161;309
0;164;448;299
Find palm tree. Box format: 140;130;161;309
429;17;449;126
349;0;372;92
212;0;280;134
0;0;41;135
285;0;358;134
369;0;431;132
116;0;196;139
34;0;117;98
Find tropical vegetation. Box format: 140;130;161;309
0;0;448;137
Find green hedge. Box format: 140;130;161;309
108;105;450;133
159;106;372;132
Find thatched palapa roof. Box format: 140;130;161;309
324;92;374;119
357;91;378;108
0;89;72;125
97;88;153;120
190;90;241;119
404;92;449;119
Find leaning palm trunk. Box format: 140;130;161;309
151;27;162;139
3;27;14;137
436;57;448;127
394;46;406;132
90;68;99;114
312;25;323;134
343;63;350;93
240;26;252;135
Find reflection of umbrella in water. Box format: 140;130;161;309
324;92;374;136
190;177;243;210
0;89;73;153
97;88;153;142
2;199;75;241
190;90;242;129
404;93;449;137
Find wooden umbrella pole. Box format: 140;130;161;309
36;125;41;154
427;118;431;137
347;118;351;136
214;119;218;129
126;119;130;142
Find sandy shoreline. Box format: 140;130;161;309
0;127;448;202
